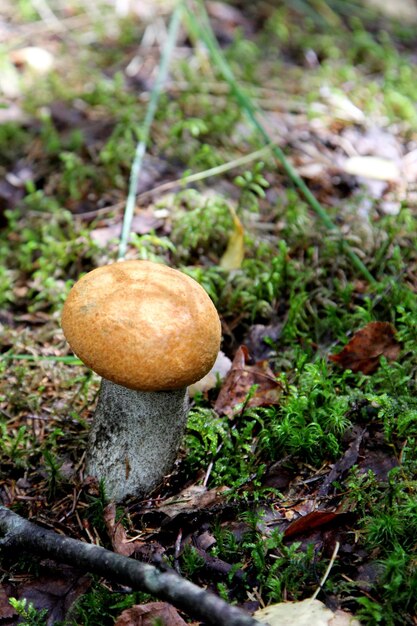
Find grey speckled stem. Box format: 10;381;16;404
87;379;189;502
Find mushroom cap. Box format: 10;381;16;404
61;260;221;391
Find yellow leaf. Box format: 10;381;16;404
219;205;244;270
254;598;361;626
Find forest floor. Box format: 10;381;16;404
1;1;417;625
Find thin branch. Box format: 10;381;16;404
0;506;262;626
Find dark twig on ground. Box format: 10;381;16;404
0;505;262;626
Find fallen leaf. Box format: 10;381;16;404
364;0;417;22
157;485;228;519
214;346;281;417
17;566;91;626
283;510;345;539
0;103;28;124
10;47;54;74
189;350;232;396
254;598;361;626
357;448;399;481
0;60;20;98
341;126;403;162
320;87;365;124
244;322;283;361
318;427;366;496
343;156;400;182
90;211;165;245
329;322;401;374
0;585;16;619
219;205;244;270
103;503;144;557
115;602;187;626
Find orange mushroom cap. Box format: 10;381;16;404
61;260;221;391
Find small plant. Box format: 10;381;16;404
85;480;110;534
69;580;151;626
59;152;96;200
211;512;322;602
180;544;206;576
234;161;269;213
9;598;48;626
0;423;30;468
171;189;233;262
259;360;352;463
42;447;64;499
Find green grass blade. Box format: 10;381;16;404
1;353;83;364
118;5;182;260
183;1;375;285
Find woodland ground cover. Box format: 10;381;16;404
1;1;417;624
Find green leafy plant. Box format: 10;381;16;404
0;423;30;467
171;189;233;261
9;598;48;626
68;580;151;626
234;161;269;213
180;545;206;577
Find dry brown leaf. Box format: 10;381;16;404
103;503;144;557
115;602;187;626
214;346;281;416
157;485;228;518
17;566;91;626
329;322;401;374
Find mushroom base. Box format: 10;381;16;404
87;379;189;502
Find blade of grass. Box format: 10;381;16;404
118;5;182;260
183;1;375;285
90;145;273;219
2;353;82;364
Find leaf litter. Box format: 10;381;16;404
329;322;401;374
214;346;282;417
115;602;189;626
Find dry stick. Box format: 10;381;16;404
311;541;340;601
0;506;261;626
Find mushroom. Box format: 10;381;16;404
61;260;221;502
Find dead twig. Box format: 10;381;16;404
0;505;261;626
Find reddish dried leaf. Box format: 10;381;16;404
329;322;400;374
214;346;281;416
103;503;144;557
115;602;187;626
284;510;343;539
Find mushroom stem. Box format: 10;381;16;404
87;379;189;502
